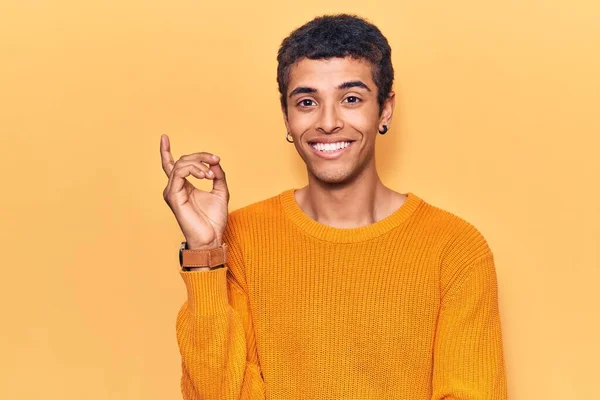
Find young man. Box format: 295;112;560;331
160;14;507;400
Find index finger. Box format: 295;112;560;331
160;134;175;176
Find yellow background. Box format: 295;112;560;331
1;1;598;398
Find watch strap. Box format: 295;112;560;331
180;242;228;268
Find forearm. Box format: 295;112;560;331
176;268;265;400
432;254;507;399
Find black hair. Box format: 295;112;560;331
277;13;394;115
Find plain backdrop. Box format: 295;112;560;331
1;0;598;399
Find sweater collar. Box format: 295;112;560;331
279;188;423;243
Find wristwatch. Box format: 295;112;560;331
179;241;228;270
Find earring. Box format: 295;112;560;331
378;125;388;135
286;132;294;143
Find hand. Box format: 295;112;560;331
160;134;229;250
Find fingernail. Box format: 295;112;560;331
208;170;214;177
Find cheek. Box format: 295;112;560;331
287;105;379;136
287;110;315;135
343;110;378;136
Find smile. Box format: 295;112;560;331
308;141;354;159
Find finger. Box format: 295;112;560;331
180;152;221;165
208;161;229;197
172;160;215;179
165;159;214;197
160;134;176;176
169;164;209;194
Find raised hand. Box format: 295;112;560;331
160;134;229;250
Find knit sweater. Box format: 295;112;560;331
175;189;507;400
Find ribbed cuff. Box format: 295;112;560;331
180;267;229;315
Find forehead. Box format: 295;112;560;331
287;57;375;92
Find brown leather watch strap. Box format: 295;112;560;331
181;243;228;268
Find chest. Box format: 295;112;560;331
244;240;442;343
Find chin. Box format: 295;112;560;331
309;165;356;184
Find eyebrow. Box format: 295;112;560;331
288;80;372;98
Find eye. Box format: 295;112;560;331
343;96;362;104
298;99;316;107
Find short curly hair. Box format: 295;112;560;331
277;14;394;116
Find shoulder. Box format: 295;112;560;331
227;191;282;226
413;195;494;265
413;195;497;296
222;190;286;242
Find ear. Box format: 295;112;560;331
379;91;395;127
281;104;291;132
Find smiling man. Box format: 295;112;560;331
161;13;507;400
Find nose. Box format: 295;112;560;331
316;102;343;134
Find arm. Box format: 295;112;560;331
431;252;508;399
176;222;265;400
159;135;263;399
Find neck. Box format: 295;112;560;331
295;165;405;229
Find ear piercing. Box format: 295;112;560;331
286;132;294;143
378;125;388;135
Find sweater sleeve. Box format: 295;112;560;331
175;219;265;400
431;251;508;399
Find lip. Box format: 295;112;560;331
308;138;355;144
308;141;355;160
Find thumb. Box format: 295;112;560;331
209;161;229;198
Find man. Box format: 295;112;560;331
160;13;507;400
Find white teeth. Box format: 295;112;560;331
311;141;351;152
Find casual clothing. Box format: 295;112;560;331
176;189;507;399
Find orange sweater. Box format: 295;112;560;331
176;189;507;399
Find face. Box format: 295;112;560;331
283;56;394;184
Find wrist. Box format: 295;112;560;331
179;241;227;271
187;237;222;250
184;266;215;272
